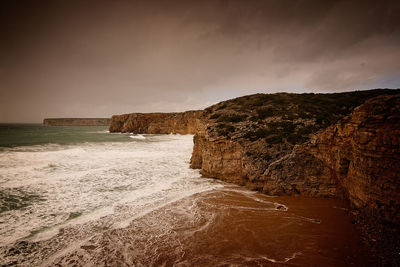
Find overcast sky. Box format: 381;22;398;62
1;0;399;122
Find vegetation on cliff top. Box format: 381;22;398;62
205;89;400;144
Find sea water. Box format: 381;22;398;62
0;124;371;266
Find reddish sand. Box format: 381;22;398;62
47;187;373;266
1;186;373;266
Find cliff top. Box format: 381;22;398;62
204;89;400;144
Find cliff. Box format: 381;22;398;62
109;110;205;134
110;89;399;263
43;118;110;126
306;95;400;220
190;91;400;263
191;90;399;194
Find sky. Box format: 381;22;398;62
1;0;400;122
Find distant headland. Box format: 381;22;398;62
43;118;110;126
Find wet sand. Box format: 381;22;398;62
30;186;372;266
0;133;374;266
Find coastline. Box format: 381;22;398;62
43;118;110;126
107;90;400;264
1;185;373;266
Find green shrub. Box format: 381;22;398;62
211;89;400;144
265;134;282;144
210;113;221;120
244;127;270;141
216;123;235;136
216;103;227;111
217;114;247;123
283;113;297;120
268;121;296;132
296;126;313;136
256;107;274;119
249;116;259;122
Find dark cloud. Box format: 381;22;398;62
1;0;399;122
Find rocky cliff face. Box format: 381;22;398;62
109;91;399;220
43;118;110;126
110;89;399;262
275;95;400;262
191;93;400;214
190;92;400;263
190;127;342;198
109;110;205;134
306;95;400;224
191;90;398;194
191;134;247;184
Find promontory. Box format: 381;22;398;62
43;118;110;126
110;89;400;264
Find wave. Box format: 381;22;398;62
0;135;212;247
129;134;146;139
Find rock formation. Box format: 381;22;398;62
43;118;110;126
110;89;400;263
306;95;400;224
190;92;400;263
109;90;399;217
109;110;205;134
191;90;399;195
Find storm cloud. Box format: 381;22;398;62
1;0;399;122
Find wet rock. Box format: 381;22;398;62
275;204;286;211
311;219;321;224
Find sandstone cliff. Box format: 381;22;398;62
306;95;400;222
190;91;400;263
109;110;205;134
191;91;400;208
110;89;399;263
109;90;399;216
191;90;399;196
43;118;110;126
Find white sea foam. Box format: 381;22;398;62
129;134;146;139
0;135;223;247
262;252;302;263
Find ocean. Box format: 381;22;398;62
0;124;371;266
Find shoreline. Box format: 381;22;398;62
1;186;374;266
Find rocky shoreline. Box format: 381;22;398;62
110;89;400;264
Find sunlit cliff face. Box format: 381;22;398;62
1;0;400;122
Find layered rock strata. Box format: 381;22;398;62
110;90;400;263
109;110;205;134
190;124;342;198
108;91;399;223
191;95;400;222
306;95;400;224
190;94;400;263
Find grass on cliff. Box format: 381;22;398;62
206;89;400;144
216;123;235;136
